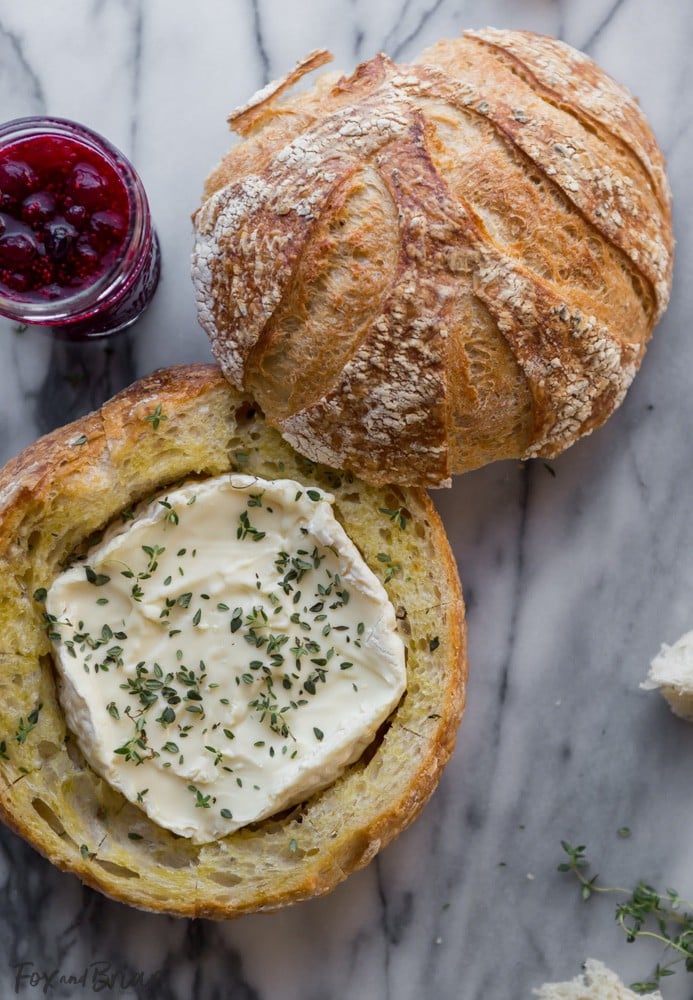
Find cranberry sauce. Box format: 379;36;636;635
0;135;130;301
0;118;160;338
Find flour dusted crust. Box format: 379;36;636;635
0;364;466;917
193;29;673;488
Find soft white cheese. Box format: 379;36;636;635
642;629;693;721
46;475;406;843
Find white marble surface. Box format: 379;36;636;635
0;1;692;997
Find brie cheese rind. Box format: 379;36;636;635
46;475;406;843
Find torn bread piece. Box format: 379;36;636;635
643;630;693;720
533;959;662;999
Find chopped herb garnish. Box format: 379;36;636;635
144;404;168;430
375;552;401;583
379;506;408;530
85;566;111;587
237;510;266;542
15;703;42;743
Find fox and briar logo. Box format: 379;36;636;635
12;960;162;994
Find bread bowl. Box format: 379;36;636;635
193;28;674;488
0;363;466;916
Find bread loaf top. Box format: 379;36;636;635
193;29;673;487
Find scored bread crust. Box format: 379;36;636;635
193;28;673;488
0;364;466;917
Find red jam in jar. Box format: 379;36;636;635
0;117;160;338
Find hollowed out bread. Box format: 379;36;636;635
193;29;673;488
0;364;466;917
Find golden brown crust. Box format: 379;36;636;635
192;29;673;487
467;28;671;219
0;363;466;917
228;49;334;137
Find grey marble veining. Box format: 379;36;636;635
0;1;692;998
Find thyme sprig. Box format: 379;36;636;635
558;840;693;994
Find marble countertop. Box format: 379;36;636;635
1;1;692;997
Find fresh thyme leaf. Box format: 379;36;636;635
188;784;211;809
379;506;408;530
144;404;167;430
237;510;266;542
15;703;42;743
375;552;401;582
557;839;693;993
85;566;111;587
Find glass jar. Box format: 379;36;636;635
0;116;160;338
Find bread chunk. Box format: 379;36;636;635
533;959;662;999
643;629;693;720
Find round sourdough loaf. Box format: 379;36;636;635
193;29;674;488
0;364;466;917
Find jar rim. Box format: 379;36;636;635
0;115;152;324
